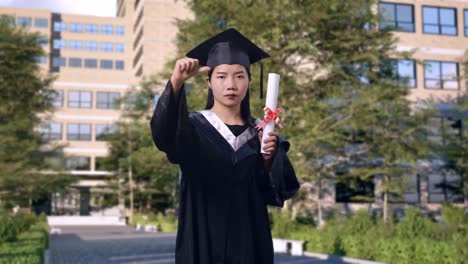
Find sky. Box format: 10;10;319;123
0;0;117;17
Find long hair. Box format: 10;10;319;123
205;67;255;127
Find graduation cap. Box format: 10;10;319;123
186;28;270;98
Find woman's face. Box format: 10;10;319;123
208;64;249;109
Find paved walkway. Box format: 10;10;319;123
48;226;345;264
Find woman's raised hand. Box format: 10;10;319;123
170;58;211;91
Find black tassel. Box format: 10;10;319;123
260;61;264;99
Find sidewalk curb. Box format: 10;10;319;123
304;252;387;264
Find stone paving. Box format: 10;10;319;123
48;226;345;264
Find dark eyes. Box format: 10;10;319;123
216;75;245;79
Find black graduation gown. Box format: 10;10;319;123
150;81;300;264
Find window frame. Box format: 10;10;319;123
115;60;125;70
378;2;415;33
34;18;48;28
53;39;67;49
84;59;98;69
85;24;99;34
39;123;62;141
17;16;32;27
100;60;113;69
422;5;458;36
52;56;66;67
101;24;114;35
464;9;468;37
95;124;117;141
68;58;82;68
52;90;64;107
64;156;91;170
116;26;125;35
96;92;121;109
69;23;83;33
68;90;93;108
424;60;459;90
85;41;98;51
67;123;92;141
53;21;67;32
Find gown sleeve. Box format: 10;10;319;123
262;137;300;207
150;80;197;164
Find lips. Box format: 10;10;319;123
224;94;237;99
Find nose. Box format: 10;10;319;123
226;76;237;90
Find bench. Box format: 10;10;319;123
272;238;305;256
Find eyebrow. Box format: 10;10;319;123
215;71;246;75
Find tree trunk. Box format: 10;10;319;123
317;178;324;227
128;127;134;224
129;164;134;223
383;190;388;223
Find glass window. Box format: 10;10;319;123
17;17;32;27
96;92;120;109
85;41;98;51
423;6;457;35
53;39;66;49
381;59;416;87
84;59;97;68
69;58;82;68
64;156;90;170
38;123;62;141
69;40;82;50
465;10;468;36
428;172;464;203
34;56;47;64
100;60;113;69
100;42;113;52
53;21;66;32
378;3;414;32
85;23;98;33
68;90;92;108
69;23;83;32
101;25;113;35
67;124;91;141
52;57;66;67
115;60;125;70
116;26;125;35
34;18;48;28
96;124;117;141
424;61;459;90
1;15;15;26
37;36;48;46
115;43;125;53
52;90;63;107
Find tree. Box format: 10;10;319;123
0;19;72;211
172;0;427;223
103;78;179;221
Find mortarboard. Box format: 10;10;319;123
186;28;270;98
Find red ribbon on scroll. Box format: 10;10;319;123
256;107;283;130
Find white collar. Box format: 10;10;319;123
198;110;256;151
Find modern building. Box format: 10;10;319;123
306;0;468;216
1;0;466;216
0;0;192;215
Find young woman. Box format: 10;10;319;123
150;28;299;264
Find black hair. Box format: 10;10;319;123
205;67;255;127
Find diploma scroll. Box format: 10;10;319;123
260;73;280;154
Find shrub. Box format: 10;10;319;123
441;202;467;231
14;211;37;234
396;207;433;240
0;211;17;243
